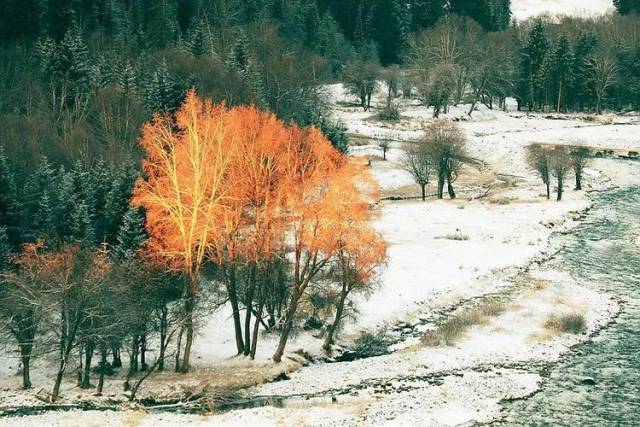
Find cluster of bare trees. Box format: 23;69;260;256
527;142;591;201
403;120;483;200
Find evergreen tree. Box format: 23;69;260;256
548;34;574;113
143;59;185;113
21;157;56;241
0;226;10;270
113;206;146;260
449;0;511;31
518;21;549;110
227;31;267;108
373;0;412;64
184;16;213;57
0;147;19;245
572;31;598;111
70;198;95;244
410;0;447;30
33;190;58;242
146;0;178;48
614;0;640;14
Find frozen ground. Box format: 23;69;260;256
1;83;639;426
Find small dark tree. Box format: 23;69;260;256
344;61;380;111
378;140;391;160
424;120;480;199
402;140;432;201
569;145;591;191
527;144;552;199
550;147;572;201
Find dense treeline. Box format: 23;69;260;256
399;13;640;118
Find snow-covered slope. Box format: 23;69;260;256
511;0;614;21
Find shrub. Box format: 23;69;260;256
351;330;392;357
377;103;400;121
544;313;587;334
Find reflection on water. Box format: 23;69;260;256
499;187;640;426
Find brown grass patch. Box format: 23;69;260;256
422;302;506;347
544;313;587;335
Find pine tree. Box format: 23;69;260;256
549;34;574;113
21;157;56;241
614;0;640;14
0;147;19;244
146;0;178;48
449;0;511;31
33;190;58;242
0;226;10;270
143;59;184;113
373;0;411;64
184;16;213;57
113;206;146;260
411;0;448;30
226;31;267;108
70;198;95;244
572;31;598;111
518;21;549;111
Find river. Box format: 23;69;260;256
499;186;640;426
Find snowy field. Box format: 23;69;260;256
511;0;614;21
2;76;638;425
1;0;636;419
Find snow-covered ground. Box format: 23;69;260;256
511;0;614;21
2;79;639;426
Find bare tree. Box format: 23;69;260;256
402;141;432;201
423;120;480;199
568;143;591;190
527;144;552;199
378;140;390;161
550;147;572;201
344;61;380;111
586;54;617;115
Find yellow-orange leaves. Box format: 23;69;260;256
133;91;237;276
133;91;383;284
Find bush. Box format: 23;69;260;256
351;330;392;357
377;103;400;121
435;233;470;241
544;313;587;334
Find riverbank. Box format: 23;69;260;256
2;85;639;424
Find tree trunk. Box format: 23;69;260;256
447;178;456;199
226;268;245;355
131;335;139;373
243;275;256;357
546;180;551;200
174;327;183;372
323;283;348;352
140;334;147;371
437;175;445;199
273;290;302;363
81;341;95;389
111;344;121;368
158;306;168;371
421;184;426;201
97;346;107;395
575;171;582;191
557;176;563;201
181;295;194;373
250;302;263;360
557;81;562;113
19;342;33;389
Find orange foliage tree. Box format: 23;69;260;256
133;90;386;366
323;226;388;351
132;92;238;371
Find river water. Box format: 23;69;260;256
499;187;640;426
